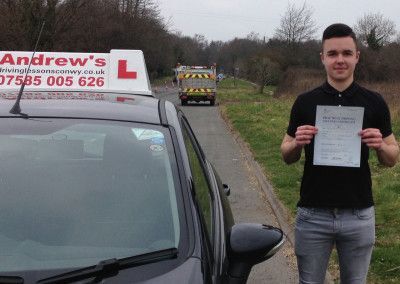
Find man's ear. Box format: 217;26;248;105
320;52;324;63
356;50;360;62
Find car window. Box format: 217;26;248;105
181;121;214;242
0;118;181;273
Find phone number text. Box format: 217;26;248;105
0;75;105;87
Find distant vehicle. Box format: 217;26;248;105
0;50;285;283
216;73;224;82
175;64;217;106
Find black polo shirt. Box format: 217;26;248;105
287;81;392;208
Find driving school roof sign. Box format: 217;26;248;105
0;49;152;95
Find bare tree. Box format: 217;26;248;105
248;54;281;93
354;13;396;50
274;2;318;47
396;32;400;44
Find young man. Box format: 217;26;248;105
281;23;399;284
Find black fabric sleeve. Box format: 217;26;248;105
286;95;303;137
376;93;393;138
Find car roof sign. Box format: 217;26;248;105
0;49;152;96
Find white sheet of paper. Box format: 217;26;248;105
313;105;364;167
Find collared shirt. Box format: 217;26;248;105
287;81;392;208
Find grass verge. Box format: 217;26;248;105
218;78;400;283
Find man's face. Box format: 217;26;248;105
321;36;360;84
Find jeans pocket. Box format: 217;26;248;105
356;206;374;220
297;207;315;221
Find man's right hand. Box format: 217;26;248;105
295;125;318;147
281;125;318;164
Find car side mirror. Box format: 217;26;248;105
227;223;285;283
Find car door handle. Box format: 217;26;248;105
223;183;231;196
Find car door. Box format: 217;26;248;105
206;161;234;283
179;114;229;283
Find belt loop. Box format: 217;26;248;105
333;208;339;218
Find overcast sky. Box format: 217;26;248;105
157;0;400;42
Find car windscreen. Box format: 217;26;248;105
0;118;181;273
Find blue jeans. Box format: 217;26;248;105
295;206;375;284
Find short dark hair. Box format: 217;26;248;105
322;23;357;46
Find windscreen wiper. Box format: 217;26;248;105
37;247;178;284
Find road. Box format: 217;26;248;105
154;87;298;283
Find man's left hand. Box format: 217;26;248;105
359;128;383;150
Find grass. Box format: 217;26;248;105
218;78;400;283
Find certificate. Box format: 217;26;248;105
313;105;364;167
